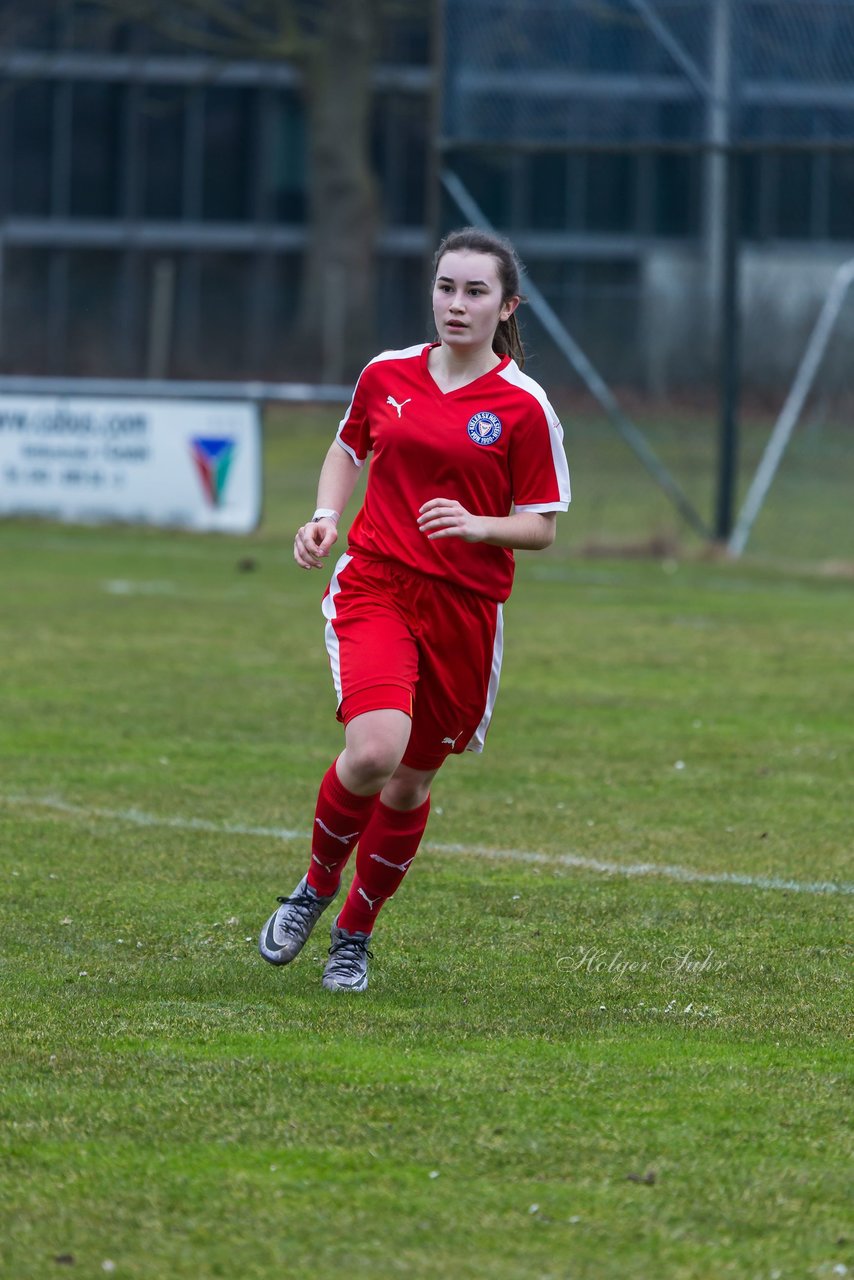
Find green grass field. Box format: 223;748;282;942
1;408;851;1279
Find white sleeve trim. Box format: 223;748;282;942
335;343;427;466
334;435;365;467
498;361;571;508
514;501;570;513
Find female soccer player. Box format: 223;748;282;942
259;226;570;992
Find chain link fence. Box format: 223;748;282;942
439;0;854;557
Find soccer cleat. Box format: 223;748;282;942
321;917;373;993
258;875;339;966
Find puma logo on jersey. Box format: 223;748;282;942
441;731;463;747
386;395;411;418
315;818;359;845
357;885;382;910
369;852;416;871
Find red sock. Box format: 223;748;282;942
337;796;431;935
305;761;379;896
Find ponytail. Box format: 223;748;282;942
494;312;525;368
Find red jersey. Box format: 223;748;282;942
335;342;570;602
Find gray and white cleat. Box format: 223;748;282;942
258;875;339;966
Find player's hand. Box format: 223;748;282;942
294;517;338;569
417;498;488;544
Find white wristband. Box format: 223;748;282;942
311;508;339;523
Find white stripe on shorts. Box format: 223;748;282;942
321;552;353;706
465;602;504;754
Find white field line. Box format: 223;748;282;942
4;793;853;898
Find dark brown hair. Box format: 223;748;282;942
432;226;526;368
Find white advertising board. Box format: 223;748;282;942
0;395;262;533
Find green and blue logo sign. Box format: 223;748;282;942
190;437;235;506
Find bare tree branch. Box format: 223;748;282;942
86;0;311;61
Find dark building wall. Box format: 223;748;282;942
1;1;853;386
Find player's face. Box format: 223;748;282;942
432;250;519;356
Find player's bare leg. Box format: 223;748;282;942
336;708;413;795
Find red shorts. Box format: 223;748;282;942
321;552;504;771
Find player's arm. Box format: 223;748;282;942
417;502;557;550
294;440;363;570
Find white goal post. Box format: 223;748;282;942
728;255;854;559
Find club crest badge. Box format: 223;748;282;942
467;411;502;447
